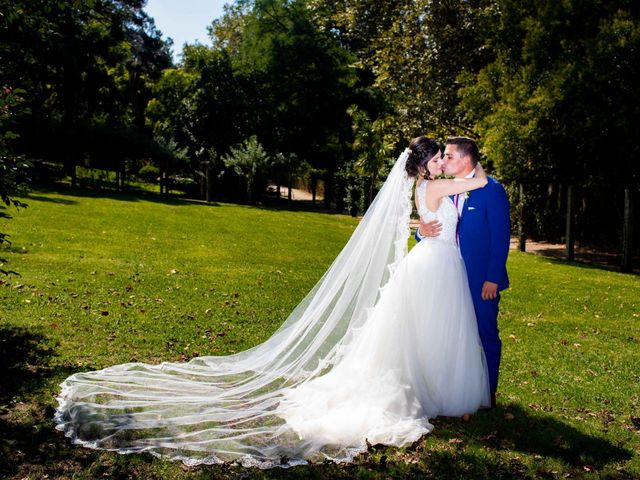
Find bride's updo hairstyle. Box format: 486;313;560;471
405;136;441;179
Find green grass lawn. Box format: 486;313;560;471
1;188;638;479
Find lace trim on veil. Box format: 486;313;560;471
54;149;416;468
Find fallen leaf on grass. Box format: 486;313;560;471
481;431;498;442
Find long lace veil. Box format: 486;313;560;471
54;149;416;467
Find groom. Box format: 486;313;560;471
416;136;510;407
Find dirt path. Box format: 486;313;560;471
508;238;638;272
268;184;322;202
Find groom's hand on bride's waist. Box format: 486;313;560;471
418;219;442;238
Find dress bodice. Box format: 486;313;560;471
416;181;459;247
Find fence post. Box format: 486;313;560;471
622;187;633;272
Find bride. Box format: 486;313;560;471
55;136;490;468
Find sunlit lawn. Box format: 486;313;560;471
0;187;638;479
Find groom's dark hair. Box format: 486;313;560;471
446;136;479;166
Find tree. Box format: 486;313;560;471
460;0;640;258
211;0;358;206
0;86;29;275
1;0;172;184
349;106;394;206
146;68;199;148
222;135;271;204
309;0;495;138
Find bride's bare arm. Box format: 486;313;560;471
427;163;488;199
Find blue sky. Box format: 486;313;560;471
144;0;229;62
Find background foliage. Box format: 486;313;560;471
1;0;639;252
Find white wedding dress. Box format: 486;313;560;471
54;151;489;468
277;181;490;449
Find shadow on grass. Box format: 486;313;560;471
257;195;340;215
24;194;78;205
427;403;632;473
0;244;29;254
31;183;343;215
0;326;59;407
529;248;639;276
0;325;103;478
28;184;222;209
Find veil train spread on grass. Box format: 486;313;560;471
54;149;419;467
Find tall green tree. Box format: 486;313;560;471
310;0;495;138
1;0;172;181
0;87;29;275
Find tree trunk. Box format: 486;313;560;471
324;172;334;211
622;187;633;272
311;175;317;206
276;173;281;199
518;183;526;252
565;184;575;261
120;160;126;191
246;176;253;204
205;163;211;203
335;174;344;214
368;175;375;208
287;171;293;205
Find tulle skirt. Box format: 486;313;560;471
54;240;490;466
277;239;491;449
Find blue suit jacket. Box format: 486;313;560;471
416;176;510;294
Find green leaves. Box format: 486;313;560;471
222;136;271;203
